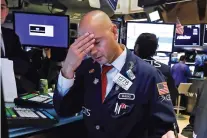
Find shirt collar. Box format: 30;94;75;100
109;46;127;72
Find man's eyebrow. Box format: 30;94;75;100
1;4;7;6
94;37;102;40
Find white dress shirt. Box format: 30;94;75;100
0;28;6;56
57;47;127;98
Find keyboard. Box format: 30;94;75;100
6;107;58;127
14;92;53;108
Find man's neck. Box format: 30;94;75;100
109;43;124;63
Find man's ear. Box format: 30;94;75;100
5;7;9;17
112;24;118;41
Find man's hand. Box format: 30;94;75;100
162;131;188;138
61;33;95;79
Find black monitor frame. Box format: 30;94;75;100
126;21;176;53
13;11;70;49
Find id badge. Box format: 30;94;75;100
113;73;132;91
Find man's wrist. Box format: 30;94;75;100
61;68;75;79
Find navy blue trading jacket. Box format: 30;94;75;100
53;49;177;138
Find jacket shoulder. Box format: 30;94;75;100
2;27;18;37
136;56;160;75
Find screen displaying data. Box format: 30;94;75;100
14;12;69;48
171;52;185;62
174;24;200;46
189;65;195;75
126;22;175;52
153;56;170;65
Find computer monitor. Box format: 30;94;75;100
153;56;170;65
188;65;195;75
171;52;185;62
174;24;200;46
126;22;175;52
13;12;69;48
203;24;207;46
112;20;121;42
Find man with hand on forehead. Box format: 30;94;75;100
53;10;186;138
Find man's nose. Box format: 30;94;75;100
90;47;98;56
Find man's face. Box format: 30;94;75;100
1;0;8;24
79;23;118;65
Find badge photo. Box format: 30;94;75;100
126;69;136;80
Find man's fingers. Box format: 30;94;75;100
162;135;167;138
80;44;94;56
178;134;188;138
73;32;90;46
75;34;94;49
167;130;175;138
78;38;95;53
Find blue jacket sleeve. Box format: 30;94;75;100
53;65;85;117
185;66;192;77
147;70;178;137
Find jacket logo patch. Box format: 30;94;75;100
114;102;128;115
82;106;91;116
118;93;135;100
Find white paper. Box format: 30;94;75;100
1;58;18;102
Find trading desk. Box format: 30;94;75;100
6;103;83;138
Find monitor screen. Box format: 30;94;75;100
174;24;200;46
126;22;175;52
188;65;195;75
153;56;170;65
204;24;207;46
171;52;185;62
13;12;69;48
112;20;121;42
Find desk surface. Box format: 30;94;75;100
6;103;83;138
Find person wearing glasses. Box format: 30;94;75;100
1;0;34;94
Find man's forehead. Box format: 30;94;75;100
1;0;6;5
78;27;102;37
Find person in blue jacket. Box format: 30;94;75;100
134;33;178;106
53;10;186;138
171;55;192;87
